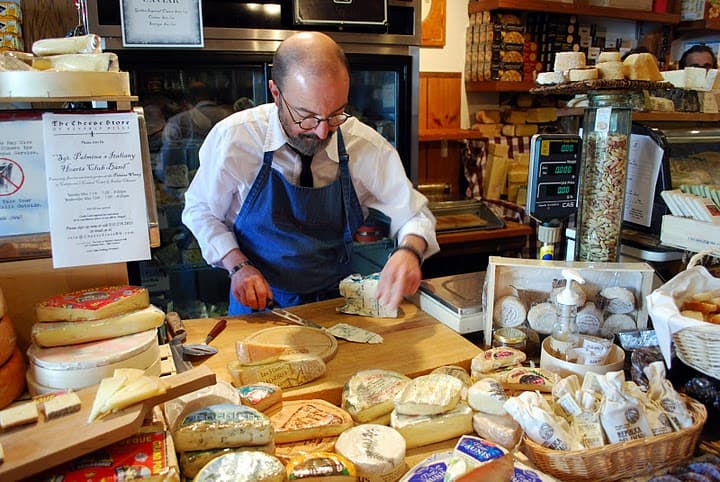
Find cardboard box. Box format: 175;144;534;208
661;215;720;253
483;256;655;346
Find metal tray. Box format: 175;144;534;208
419;271;486;316
429;200;505;232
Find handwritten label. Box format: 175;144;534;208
120;0;204;48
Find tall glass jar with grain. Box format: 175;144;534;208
575;92;632;262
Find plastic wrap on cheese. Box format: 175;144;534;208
337;273;397;318
32;34;102;56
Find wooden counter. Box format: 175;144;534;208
182;298;482;406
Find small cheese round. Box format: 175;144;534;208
554;51;586;72
194;451;285;482
527;302;558;334
600;286;636;314
493;295;527;328
601;314;637;337
597;51;622;63
568;67;598;81
335;424;406;481
576;302;603;335
536;71;566;85
470;347;526;376
596;61;626;80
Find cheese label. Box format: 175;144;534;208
455;435;505;462
237;383;280;405
37;286;145;312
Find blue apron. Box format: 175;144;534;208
229;129;364;315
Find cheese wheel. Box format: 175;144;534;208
467;378;508;415
553;51;586;72
270;399;354;444
335;424;406;481
568;67;598;81
164;380;240;431
27;329;159;390
193;452;285;482
536;71;566;85
600;286;636;314
601;313;637;337
36;285;150;321
492;295;526;328
0;314;17;366
576;302;603;336
342;369;411;423
32;305;165;347
0;348;26;410
527;302;558;335
179;443;276;479
470;347;526;375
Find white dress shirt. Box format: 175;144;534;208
182;102;439;268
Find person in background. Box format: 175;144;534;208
182;32;438;315
679;44;718;70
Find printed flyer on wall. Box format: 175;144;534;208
43;112;151;268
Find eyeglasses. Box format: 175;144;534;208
688;63;714;69
278;90;351;130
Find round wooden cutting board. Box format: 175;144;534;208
243;326;338;362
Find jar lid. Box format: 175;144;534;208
493;327;526;345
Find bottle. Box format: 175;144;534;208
550;269;585;361
537;223;562;260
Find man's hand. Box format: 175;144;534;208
376;236;426;311
230;265;272;311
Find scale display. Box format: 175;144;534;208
527;134;581;222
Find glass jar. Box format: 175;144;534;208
575;92;632;262
492;327;527;352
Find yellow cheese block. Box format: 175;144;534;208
0;348;25;410
36;285;150;322
32;305;165;347
474;110;502;124
0;314;17;366
469;123;503;137
526;107;558;123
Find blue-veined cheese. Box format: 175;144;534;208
342;369;411;423
338;273;397;318
335;424;406;481
394;373;463;416
173;403;273;452
467;378;508;415
193;451;285;482
164;380;240;431
179;442;276;479
444;435;514;482
390;403;473;449
27;329;159;390
32;305;165;347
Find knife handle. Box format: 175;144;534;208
205;319;227;344
166;312;186;338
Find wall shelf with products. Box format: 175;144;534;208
466;80;537;92
556;107;720;122
468;0;680;24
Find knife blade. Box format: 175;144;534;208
266;301;325;330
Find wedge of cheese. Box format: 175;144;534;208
87;369;168;422
227;354;326;389
286;452;357;481
32;305;164;347
342;369;411;423
235;340;307;365
394;373;463;416
269;399;353;444
237;382;283;413
36;286;149;322
0;400;38;429
32;53;119;72
390;402;473;449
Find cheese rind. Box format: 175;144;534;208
0;287;5;318
335;424;406;480
342;369;411;423
269;399;354;444
0;314;17;366
173;403;274;452
470;347;526;376
42;390;82;420
227;354;326;389
274;437;338;465
35;285;149;322
554;52;586;72
394;373;463;416
472;411;522;450
0;348;25;410
164;380;240;431
193;452;285;482
32;305;164;347
390;402;473;449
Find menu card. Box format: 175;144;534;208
43;113;150;268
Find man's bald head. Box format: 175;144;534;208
272;32;350;91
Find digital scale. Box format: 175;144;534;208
527;134;582;259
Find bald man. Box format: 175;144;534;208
183;32;438;315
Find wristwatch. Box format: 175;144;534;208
389;244;424;266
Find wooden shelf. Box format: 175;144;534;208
420;128;498;141
468;0;680;23
557;107;720;122
466;80;536;93
675;19;720;33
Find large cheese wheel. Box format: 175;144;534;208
36;285;150;321
0;314;18;366
0;348;26;409
0;286;6;318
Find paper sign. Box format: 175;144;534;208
43;113;150;268
0;118;48;236
120;0;204;48
624;134;663;227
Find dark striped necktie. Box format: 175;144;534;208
299;153;313;188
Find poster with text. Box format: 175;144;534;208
120;0;203;47
0;118;48;237
43;112;151;268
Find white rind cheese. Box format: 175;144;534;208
32;305;165;347
553;51;586;72
390;403;473;449
527;302;558;335
470;347;526;376
173;403;274;452
599;286;636;314
227;354;326;389
536;71;567;85
342;369;411;423
568;68;598;82
394;374;463;416
492;295;526;328
467;378;508;415
335;424;407;479
179;443;276;479
193;451;285;482
471;411;522;450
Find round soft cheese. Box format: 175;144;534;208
193;451;285;482
27;329;159;390
335;424;407;481
600;286;636;314
0;348;26;409
492;295;527;328
342;369;411;423
0;314;18;366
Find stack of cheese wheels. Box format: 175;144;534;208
26;286;164;395
0;287;26;409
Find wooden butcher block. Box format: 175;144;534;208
183;299;482;405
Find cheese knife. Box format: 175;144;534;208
266;300;325;330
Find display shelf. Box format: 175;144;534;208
556;107;720;122
466;80;536;93
468;0;681;24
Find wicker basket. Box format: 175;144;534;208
521;395;707;482
674;324;720;380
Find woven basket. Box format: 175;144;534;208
521;395;707;482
